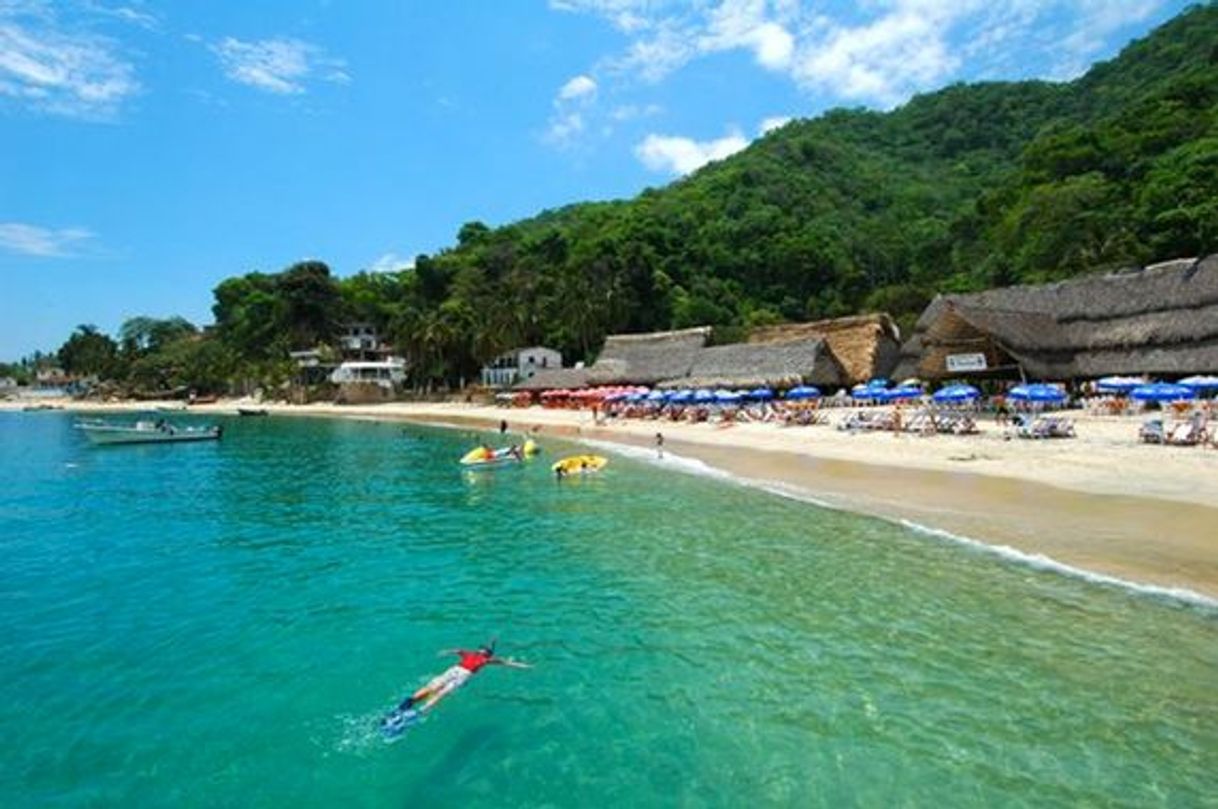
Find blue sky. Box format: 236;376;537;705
0;0;1195;358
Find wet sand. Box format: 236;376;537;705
10;398;1218;600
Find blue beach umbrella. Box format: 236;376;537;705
1130;383;1195;402
692;388;715;403
932;384;980;404
625;392;647;403
668;390;693;404
786;386;821;400
714;390;742;404
1008;383;1067;403
1096;376;1144;394
747;387;774;401
883;386;923;401
867;378;890;389
646;390;669;402
1179;375;1218;392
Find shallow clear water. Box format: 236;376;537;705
1;412;1215;807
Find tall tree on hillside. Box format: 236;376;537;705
119;316;197;357
57;325;118;376
277;261;343;349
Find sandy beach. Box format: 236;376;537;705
9;397;1218;599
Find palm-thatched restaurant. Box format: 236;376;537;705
894;255;1218;382
545;315;899;396
748;313;902;387
585;327;713;387
565;316;901;392
658;338;841;390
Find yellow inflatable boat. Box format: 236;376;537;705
459;446;521;466
551;455;608;475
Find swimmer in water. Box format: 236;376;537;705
387;642;530;719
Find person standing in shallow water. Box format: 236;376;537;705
499;419;508;435
655;431;664;459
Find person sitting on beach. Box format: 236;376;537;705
386;643;530;719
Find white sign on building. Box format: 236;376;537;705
946;353;988;373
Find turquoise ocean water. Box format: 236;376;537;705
1;412;1215;807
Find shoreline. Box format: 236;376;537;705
9;398;1218;601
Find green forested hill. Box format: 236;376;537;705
46;4;1218;393
378;3;1216;377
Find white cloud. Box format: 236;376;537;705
611;102;662;121
210;37;349;95
558;73;597;101
1054;0;1163;78
553;0;1175;108
0;222;95;257
546;73;599;144
547;111;585;142
0;4;139;119
700;2;794;70
791;2;963;107
369;252;414;274
82;2;159;30
635;130;748;175
549;0;655;33
758;115;790;135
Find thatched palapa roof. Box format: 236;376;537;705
585;327;711;385
749;313;901;384
514;367;590;391
893;255;1218;380
658;338;841;389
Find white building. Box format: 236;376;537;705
329;358;407;387
340;322;385;358
481;346;563;388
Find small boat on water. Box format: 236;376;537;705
459;439;539;467
76;418;223;446
552;455;608;476
237;407;269;416
460;446;523;467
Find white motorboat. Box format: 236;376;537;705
76;419;223;445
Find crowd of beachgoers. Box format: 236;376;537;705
504;376;1218;448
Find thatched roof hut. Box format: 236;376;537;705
893;255;1218;381
586;327;711;385
514;367;590;391
658;338;841;389
748;314;901;385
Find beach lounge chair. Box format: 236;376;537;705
932;411;978;435
1012;414;1047;439
1166;414;1208;446
1043;416;1076;438
837;411;868;431
902;409;936;435
1139;419;1165;444
860;411;899;432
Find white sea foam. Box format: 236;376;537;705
896;520;1218;612
578;436;1218;613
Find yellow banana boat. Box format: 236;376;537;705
551;455;607;475
460;446;520;466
